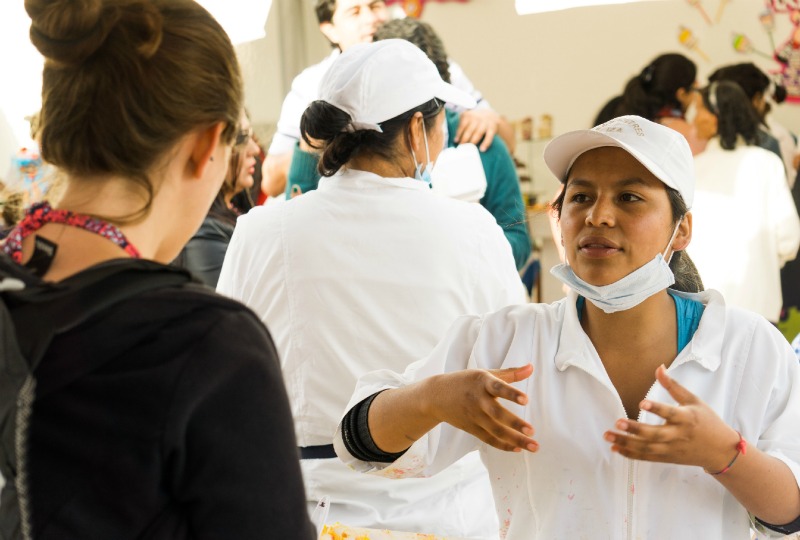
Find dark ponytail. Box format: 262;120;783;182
301;98;443;177
700;81;759;150
618;54;696;120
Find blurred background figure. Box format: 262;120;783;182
372;18;531;270
174;110;261;287
611;53;705;155
688;80;800;323
708;62;796;185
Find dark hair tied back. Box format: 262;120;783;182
301;98;442;177
640;63;656;86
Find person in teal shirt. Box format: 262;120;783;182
286;19;531;270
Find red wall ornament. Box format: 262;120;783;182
385;0;468;18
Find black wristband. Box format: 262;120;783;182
756;514;800;535
341;391;408;463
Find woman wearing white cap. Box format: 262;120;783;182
217;39;524;537
335;115;800;539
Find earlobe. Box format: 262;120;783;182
190;122;226;179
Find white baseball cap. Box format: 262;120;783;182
543;115;695;209
318;39;477;132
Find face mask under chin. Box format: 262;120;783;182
550;219;684;314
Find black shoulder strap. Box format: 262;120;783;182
3;258;196;371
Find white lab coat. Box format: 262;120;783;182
218;168;525;537
689;139;800;321
336;289;800;539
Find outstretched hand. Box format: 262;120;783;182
428;364;537;453
604;365;740;472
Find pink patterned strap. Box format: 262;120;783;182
4;201;141;263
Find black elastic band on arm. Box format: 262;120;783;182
756;514;800;535
341;391;407;463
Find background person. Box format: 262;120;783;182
263;0;516;198
614;53;705;155
218;39;525;538
335;116;800;539
0;0;314;537
173;110;261;287
707;63;786;168
688;80;800;323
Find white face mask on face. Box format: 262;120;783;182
550;219;684;314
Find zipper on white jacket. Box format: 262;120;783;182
626;378;661;540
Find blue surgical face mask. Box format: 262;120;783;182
410;122;433;185
550;219;683;314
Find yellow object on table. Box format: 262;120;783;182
319;522;465;540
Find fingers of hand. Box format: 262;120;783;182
489;364;533;384
605;430;673;462
468;409;537;453
655;365;697;406
485;370;530;405
478;122;498;151
457;120;482;145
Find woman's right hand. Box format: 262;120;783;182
424;364;538;453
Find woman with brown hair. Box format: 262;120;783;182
0;0;313;538
174;110;261;287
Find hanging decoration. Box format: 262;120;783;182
760;9;777;51
685;0;712;25
715;0;730;23
385;0;468;18
732;33;774;59
766;0;800;103
678;26;710;61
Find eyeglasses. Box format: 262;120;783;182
234;126;253;147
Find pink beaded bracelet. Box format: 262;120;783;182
706;431;747;476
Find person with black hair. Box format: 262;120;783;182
218;39;524;537
708;62;797;183
688;80;800;322
174;110;261;287
615;53;705;155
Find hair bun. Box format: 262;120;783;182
25;0;163;67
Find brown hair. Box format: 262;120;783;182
25;0;243;223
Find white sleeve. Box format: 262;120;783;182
767;153;800;266
216;208;284;318
468;204;528;308
334;314;487;478
267;56;334;156
748;321;800;537
447;58;492;111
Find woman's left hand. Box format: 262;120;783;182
604;364;741;472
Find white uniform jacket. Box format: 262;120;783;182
690;139;800;321
218;169;525;537
335;289;800;540
268;51;490;155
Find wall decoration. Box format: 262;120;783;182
732;33;774;59
686;0;712;25
678;26;711;61
767;0;800;102
715;0;730;23
385;0;467;18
